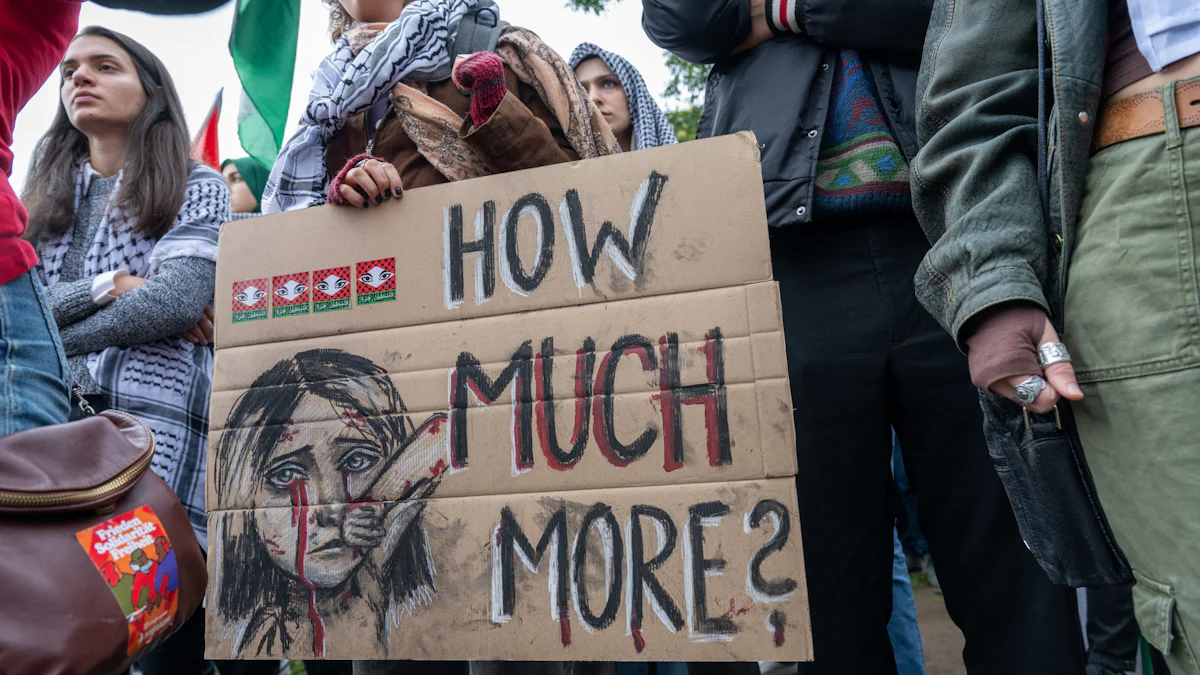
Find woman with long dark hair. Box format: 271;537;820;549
21;26;233;674
262;0;619;214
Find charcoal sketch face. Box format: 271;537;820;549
213;349;448;658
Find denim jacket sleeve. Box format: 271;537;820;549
910;0;1051;348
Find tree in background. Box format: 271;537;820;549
567;0;710;142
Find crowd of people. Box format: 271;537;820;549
0;0;1196;674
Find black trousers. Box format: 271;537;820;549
1085;585;1139;675
772;219;1086;674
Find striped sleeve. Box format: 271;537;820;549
766;0;804;35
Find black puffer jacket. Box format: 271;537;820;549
641;0;932;227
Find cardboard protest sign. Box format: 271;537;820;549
207;132;810;661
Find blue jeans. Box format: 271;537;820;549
892;433;928;557
0;270;70;435
888;528;925;675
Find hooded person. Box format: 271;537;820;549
261;0;620;214
569;42;678;152
221;157;270;217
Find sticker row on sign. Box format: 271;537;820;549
231;258;397;324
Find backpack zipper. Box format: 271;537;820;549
0;412;155;510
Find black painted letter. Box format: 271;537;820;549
536;337;595;470
560;172;668;289
500;193;555;295
446;201;495;307
450;342;534;469
686;501;737;637
593;334;658;467
628;505;684;652
573;503;624;631
658;329;731;471
493;506;572;645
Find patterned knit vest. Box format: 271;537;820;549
813;50;912;217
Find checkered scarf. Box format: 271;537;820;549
36;160;226;549
568;43;678;151
262;0;479;214
39;161;221;284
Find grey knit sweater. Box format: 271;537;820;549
43;174;215;394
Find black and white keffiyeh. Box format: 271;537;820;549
37;160;226;548
568;43;678;151
262;0;481;214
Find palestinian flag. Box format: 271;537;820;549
229;0;301;168
190;89;223;170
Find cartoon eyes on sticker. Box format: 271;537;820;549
275;280;308;301
236;286;267;306
358;266;394;288
315;275;349;296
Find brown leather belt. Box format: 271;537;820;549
1093;80;1200;152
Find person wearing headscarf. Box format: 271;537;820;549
569;43;677;152
221;157;270;218
261;0;619;214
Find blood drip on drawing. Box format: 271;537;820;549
341;470;372;515
560;614;572;647
287;480;326;658
630;619;645;653
768;609;786;648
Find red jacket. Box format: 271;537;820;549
0;0;82;286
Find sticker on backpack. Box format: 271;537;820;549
76;505;179;655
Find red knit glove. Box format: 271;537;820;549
327;153;385;206
452;52;506;127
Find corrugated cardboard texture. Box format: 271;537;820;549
206;133;809;662
207;479;810;661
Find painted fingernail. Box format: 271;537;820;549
394;187;403;197
375;194;383;204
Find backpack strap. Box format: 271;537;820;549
454;2;507;58
430;1;508;81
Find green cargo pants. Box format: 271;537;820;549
1066;77;1200;675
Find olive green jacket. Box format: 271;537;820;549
910;0;1106;345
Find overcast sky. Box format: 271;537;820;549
10;0;669;191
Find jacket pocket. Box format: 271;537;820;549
1132;569;1176;655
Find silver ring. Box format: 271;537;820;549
1012;375;1047;405
1038;341;1072;367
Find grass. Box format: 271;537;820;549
910;571;931;591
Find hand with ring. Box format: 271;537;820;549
964;302;1084;414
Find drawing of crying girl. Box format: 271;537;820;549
210;349;449;659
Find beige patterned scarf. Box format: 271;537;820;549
347;23;620;181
